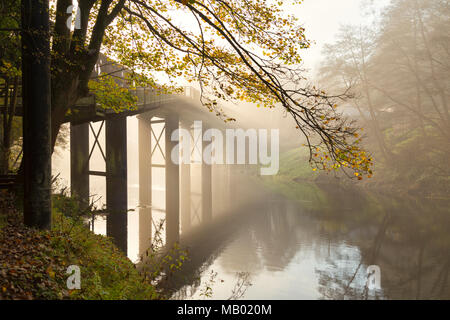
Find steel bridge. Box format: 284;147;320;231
68;54;256;257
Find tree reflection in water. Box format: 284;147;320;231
168;182;450;300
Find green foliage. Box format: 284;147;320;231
50;191;190;299
317;0;450;196
0;0;21;78
88;75;138;113
50;210;158;300
50;191;159;300
274;122;450;199
198;270;218;299
277;147;316;180
371;126;450;197
0;60;20;79
138;219;189;298
257;148;330;210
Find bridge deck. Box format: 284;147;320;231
0;85;205;125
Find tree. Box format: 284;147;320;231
21;0;52;229
319;0;450;193
0;0;21;174
371;0;450;143
320;25;391;161
44;0;371;178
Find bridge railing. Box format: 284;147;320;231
131;85;200;107
67;85;201;123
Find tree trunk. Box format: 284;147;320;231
50;76;79;151
1;79;10;174
21;0;52;230
2;77;19;174
363;84;392;162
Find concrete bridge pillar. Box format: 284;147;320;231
70;123;90;207
138;117;152;258
180;121;191;234
165;114;180;247
106;117;128;253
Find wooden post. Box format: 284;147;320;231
106;118;128;253
70;123;90;207
165;114;180;246
139;117;152;257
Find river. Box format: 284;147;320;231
165;180;450;300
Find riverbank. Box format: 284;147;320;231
0;192;158;300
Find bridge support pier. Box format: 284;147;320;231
106;118;128;253
180;121;191;234
165;114;180;247
139;118;152;258
70;122;90;207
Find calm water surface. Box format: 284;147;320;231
166;183;450;300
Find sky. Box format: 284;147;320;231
288;0;390;75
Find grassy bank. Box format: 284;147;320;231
255;147;331;211
365;126;450;199
0;192;158;300
269;130;450;200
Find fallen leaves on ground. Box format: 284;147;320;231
0;194;68;300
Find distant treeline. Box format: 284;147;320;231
318;0;450;197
